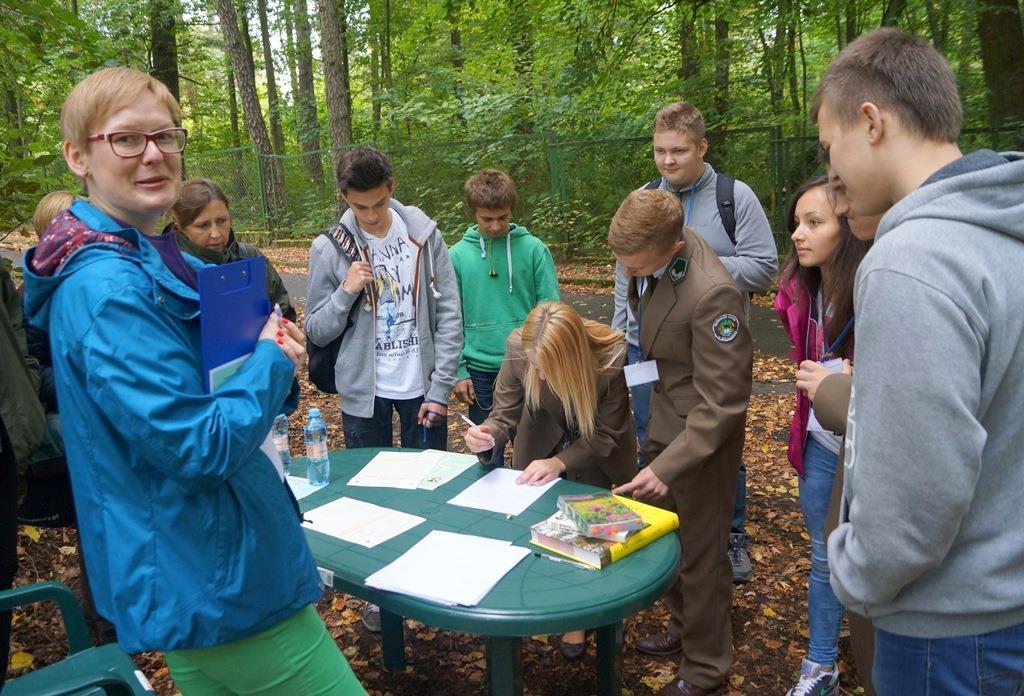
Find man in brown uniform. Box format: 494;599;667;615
612;189;752;695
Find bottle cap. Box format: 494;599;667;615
309;407;321;419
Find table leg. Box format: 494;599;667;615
380;608;405;670
485;636;523;696
595;621;624;696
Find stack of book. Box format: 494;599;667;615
529;492;679;569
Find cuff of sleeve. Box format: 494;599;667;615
329;285;358;313
556;447;588;482
456;365;470;381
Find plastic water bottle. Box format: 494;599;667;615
272;414;291;475
304;408;330;487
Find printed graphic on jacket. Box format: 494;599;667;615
365;215;422;399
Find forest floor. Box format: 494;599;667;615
5;248;867;695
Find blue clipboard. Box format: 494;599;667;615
198;256;269;393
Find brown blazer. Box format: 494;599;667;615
480;332;637;489
630;227;753;486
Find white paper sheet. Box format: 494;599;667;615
302;497;425;547
418;450;479;490
447;468;558;516
364;530;530;606
347;450;443;489
285;475;321;500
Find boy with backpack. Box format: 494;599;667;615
613;101;777;585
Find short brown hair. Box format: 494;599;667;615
608;189;684;255
171;178;230;230
811;28;961;142
464;169;517;212
336;146;393;192
33;191;76;236
61;67;182;150
653;102;706;142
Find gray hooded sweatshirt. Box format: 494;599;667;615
304;199;463;418
828;150;1024;638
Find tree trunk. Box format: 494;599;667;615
508;0;533;133
713;14;730;120
257;0;286;157
294;0;324;183
216;0;285;222
976;0;1024;130
316;0;354;210
226;56;241;148
150;0;180;102
677;1;700;83
880;0;906;26
339;0;354;135
282;0;299;99
845;0;859;45
445;0;466;126
370;38;382;135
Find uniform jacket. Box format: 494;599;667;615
0;263;44;469
630;226;752;487
22;200;321;652
480;332;636;489
304;199;462;417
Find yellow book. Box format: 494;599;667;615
529;495;679;569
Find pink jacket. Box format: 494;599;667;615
774;278;816;476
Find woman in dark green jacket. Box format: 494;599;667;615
166;178;295;320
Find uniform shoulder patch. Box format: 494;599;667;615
668;257;688;284
712;313;740;342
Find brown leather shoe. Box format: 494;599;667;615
635;631;682;656
655;678;723;696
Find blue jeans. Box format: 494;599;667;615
342;395;447;450
874;622;1024;695
627;342;651;468
799;437;844;665
467;369;504;467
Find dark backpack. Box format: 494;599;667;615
645;173;737;247
306;223;365;394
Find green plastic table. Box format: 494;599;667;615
292;448;680;696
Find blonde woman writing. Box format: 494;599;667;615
465;301;636;660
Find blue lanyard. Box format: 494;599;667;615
824;316;854;359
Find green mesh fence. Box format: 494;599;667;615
26;126;1023;258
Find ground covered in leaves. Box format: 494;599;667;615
5;253;866;694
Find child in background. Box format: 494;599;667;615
775;176;870;696
449;169;559;464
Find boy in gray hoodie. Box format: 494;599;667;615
814;28;1024;692
305;147;462;452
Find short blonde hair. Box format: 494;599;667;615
33;191;76;236
464;169;517;212
607;189;684;255
517;302;625;442
60;67;182;150
653;102;706;142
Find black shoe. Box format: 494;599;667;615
635;631;682;656
560;639;586;661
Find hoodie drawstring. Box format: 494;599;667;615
477;231;513;294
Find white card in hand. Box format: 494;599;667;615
624;360;659;387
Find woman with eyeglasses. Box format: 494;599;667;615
22;67;365;694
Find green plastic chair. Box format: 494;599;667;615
0;581;153;695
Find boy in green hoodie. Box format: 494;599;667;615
450;170;559;456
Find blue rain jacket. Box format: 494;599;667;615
22;200;321;652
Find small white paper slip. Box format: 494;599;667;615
624;359;659;387
285;475;321;500
447;467;558;516
259;429;286;481
364;530;530;606
302;497;425;547
807;358;845;434
348;450;443;489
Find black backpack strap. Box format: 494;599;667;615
643;178;661;190
715;173;737;247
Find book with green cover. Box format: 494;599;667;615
556;492;647;538
530;496;679;569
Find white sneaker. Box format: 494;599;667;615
786;658;839;696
